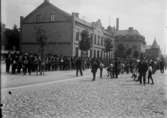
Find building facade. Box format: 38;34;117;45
145;39;161;59
20;0;115;58
114;27;146;57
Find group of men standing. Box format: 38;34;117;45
4;51;92;75
75;56;166;84
4;51;166;84
137;59;153;85
75;57;119;81
5;51;44;75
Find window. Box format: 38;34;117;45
101;38;103;46
97;50;100;58
94;50;96;57
76;32;80;41
50;14;55;21
98;38;100;45
75;47;79;57
101;51;103;57
94;35;96;44
90;49;92;58
36;15;41;22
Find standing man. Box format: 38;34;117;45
137;60;142;83
75;57;83;76
23;55;29;75
28;54;34;75
142;60;148;85
5;52;12;73
99;61;104;78
91;58;99;81
113;58;118;78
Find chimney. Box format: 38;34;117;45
20;16;24;28
72;12;79;18
44;0;49;3
116;18;119;31
128;27;133;31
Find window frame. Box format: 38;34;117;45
50;14;55;22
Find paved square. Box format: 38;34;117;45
1;64;167;118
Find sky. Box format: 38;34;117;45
2;0;167;54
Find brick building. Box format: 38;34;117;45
20;0;114;59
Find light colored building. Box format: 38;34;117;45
114;27;146;55
20;0;114;58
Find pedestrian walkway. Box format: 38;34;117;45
1;68;92;89
1;70;166;118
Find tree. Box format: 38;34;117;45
5;25;20;50
79;30;91;51
126;48;132;57
115;44;126;58
133;50;139;58
104;38;113;52
79;30;91;57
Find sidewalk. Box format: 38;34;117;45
1;63;92;89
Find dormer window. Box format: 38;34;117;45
50;14;55;21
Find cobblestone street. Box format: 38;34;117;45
1;67;167;118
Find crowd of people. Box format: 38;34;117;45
91;57;166;85
4;51;166;85
4;51;91;75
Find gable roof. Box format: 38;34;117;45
92;19;105;33
24;0;71;21
151;40;159;49
74;17;93;28
114;29;140;36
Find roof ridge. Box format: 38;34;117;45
151;40;159;49
24;1;71;21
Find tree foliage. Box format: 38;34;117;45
104;38;113;52
115;44;126;58
126;48;132;57
133;50;140;58
79;30;91;51
5;25;20;50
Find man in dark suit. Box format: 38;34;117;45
141;60;148;85
113;58;118;78
75;57;83;76
91;58;99;81
138;59;148;85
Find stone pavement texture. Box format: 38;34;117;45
1;66;167;118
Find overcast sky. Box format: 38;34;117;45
2;0;167;54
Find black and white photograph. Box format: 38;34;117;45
1;0;167;117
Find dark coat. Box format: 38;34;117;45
91;61;99;73
75;58;82;69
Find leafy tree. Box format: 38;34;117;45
5;25;20;50
133;50;139;58
104;38;113;52
115;44;126;58
79;30;91;51
126;48;132;57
